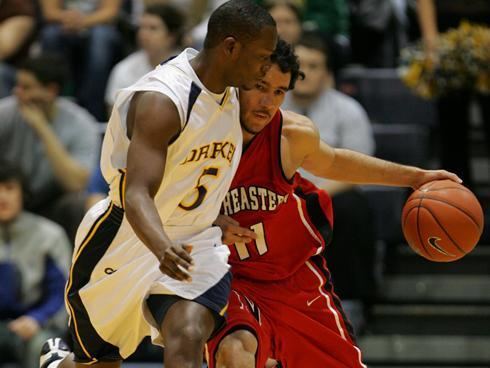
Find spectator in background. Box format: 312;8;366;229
417;0;490;190
0;0;36;98
132;0;204;28
0;161;71;368
349;0;410;67
188;0;227;47
0;54;99;242
263;0;302;44
105;3;185;110
282;33;377;333
261;0;351;69
259;0;349;38
40;0;122;121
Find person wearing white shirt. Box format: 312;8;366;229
105;3;185;109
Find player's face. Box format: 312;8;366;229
293;45;329;98
138;14;174;56
235;26;277;90
13;70;54;106
239;64;290;135
269;4;302;45
0;180;23;223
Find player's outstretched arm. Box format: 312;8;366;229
124;91;194;282
282;110;460;189
302;140;461;189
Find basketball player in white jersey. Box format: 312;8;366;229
39;1;277;368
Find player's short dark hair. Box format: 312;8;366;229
145;3;185;46
204;0;276;49
0;161;26;195
19;54;70;88
296;32;332;71
271;38;304;90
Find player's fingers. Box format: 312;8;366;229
222;233;246;245
173;245;194;266
159;263;181;281
442;170;463;183
160;260;191;282
160;250;190;279
227;224;257;239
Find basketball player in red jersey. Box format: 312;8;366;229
206;39;461;367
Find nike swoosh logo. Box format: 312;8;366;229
427;236;454;256
307;295;321;307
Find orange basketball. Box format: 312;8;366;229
401;180;484;262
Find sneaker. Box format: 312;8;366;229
40;338;70;368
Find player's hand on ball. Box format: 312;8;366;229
159;244;194;282
214;215;257;245
411;169;462;189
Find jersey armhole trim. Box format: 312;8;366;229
277;112;295;185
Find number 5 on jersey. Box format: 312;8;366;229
179;167;219;210
235;222;269;260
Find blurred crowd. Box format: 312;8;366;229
1;0;489;367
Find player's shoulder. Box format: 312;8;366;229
281;109;319;142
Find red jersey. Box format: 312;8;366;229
222;110;334;280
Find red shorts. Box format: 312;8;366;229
206;256;366;368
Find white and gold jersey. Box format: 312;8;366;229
68;49;242;360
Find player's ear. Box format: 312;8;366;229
223;36;241;61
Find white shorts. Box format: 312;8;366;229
66;198;230;363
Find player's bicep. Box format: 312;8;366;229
126;91;181;198
301;139;336;178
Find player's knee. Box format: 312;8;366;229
216;330;257;368
171;324;208;348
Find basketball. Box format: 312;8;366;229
401;179;484;262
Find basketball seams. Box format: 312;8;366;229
415;198;432;258
419;206;467;256
402;206;419;228
412;196;482;232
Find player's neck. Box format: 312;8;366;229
190;50;228;94
242;129;255;147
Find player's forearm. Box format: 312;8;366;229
124;189;172;261
36;125;89;191
324;148;423;188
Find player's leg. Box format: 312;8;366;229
215;329;257;368
160;299;216;368
206;288;272;368
146;272;233;368
270;257;365;367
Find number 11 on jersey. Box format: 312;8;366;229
234;222;269;260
